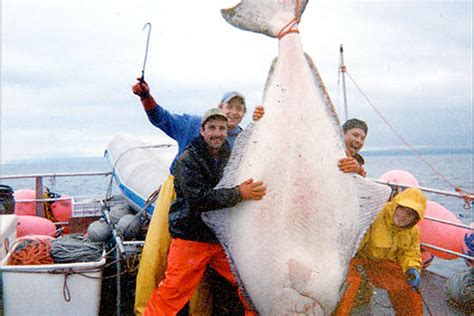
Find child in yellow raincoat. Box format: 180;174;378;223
335;187;427;316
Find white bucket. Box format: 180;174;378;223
1;248;105;316
1;215;17;260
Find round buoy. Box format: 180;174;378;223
117;214;142;240
50;194;73;222
13;189;37;216
16;215;57;237
419;201;470;260
109;205;133;225
378;170;419;187
87;219;113;242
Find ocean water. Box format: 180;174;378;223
1;151;473;276
1;157;116;198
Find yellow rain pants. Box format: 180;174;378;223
134;175;211;316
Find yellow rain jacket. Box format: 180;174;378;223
357;188;427;273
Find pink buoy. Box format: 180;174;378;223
50;194;73;233
50;194;73;222
13;189;37;216
418;201;470;260
16;215;57;238
378;170;419;187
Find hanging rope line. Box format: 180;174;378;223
344;71;473;203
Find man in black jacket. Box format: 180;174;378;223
144;108;266;316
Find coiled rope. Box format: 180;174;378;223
50;234;103;263
8;237;54;265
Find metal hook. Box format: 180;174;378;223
140;22;152;82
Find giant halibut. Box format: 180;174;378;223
202;1;392;315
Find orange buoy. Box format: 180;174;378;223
378;169;419;187
50;194;73;233
418;201;470;260
13;189;37;216
13;189;73;232
16;215;57;238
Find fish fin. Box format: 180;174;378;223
352;176;392;256
216;56;278;191
221;1;309;38
216;123;257;189
262;57;278;102
304;53;344;141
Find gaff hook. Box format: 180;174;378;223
140;22;152;83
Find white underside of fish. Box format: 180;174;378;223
203;32;391;315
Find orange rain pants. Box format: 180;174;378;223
144;238;256;316
334;257;423;316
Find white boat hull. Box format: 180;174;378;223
105;134;175;214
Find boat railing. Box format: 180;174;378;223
1;171;113;218
1;172;472;261
371;178;473;261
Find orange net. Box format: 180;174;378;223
8;237;54;265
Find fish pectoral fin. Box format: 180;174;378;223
215;123;256;189
352;175;392;256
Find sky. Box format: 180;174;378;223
2;0;472;163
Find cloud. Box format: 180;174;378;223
2;0;472;162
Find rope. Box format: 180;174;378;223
50;234;103;263
445;268;474;313
345;71;473;199
63;272;72;302
8;237;54;265
276;0;301;39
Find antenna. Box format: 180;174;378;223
339;44;348;121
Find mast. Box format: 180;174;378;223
339;44;348;121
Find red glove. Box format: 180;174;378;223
132;79;150;99
252;106;265;121
239;178;266;200
338;157;366;176
132;79;156;111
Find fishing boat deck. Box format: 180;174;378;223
353;270;469;315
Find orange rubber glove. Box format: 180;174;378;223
239;178;266;201
338;157;366;177
252;106;265;121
